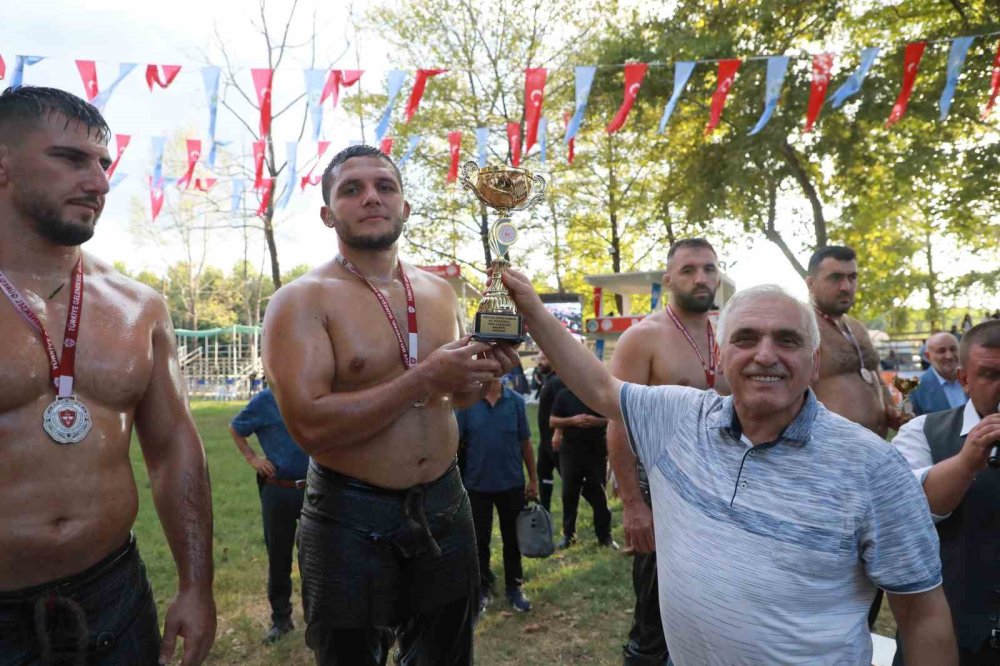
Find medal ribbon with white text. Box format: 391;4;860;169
666;304;717;389
336;254;418;369
816;310;868;378
0;258;84;397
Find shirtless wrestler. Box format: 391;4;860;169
262;145;516;666
0;87;215;665
607;238;731;666
806;244;903;628
806;245;903;439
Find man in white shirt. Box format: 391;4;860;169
893;320;1000;664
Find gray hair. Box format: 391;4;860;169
716;284;820;352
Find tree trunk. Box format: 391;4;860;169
925;228;940;330
779;140;827;249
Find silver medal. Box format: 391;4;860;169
860;368;876;384
43;396;92;444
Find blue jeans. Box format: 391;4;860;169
258;476;305;626
0;535;160;666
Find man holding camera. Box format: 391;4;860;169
893;319;1000;664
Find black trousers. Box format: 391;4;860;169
536;441;560;512
559;443;611;540
258;477;305;626
467;486;525;591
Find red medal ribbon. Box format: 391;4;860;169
336;254;418;370
816;310;866;375
0;258;84;397
666;305;717;389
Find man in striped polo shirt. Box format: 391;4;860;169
501;273;957;666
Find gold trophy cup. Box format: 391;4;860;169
892;375;921;415
460;162;546;343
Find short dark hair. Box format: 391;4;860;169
0;86;110;143
960;320;1000;365
667;238;716;261
807;245;856;276
320;144;402;205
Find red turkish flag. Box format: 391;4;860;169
606;63;647;134
300;141;332;190
145;64;182;91
251;68;274;137
253;140;266;189
105;134;130;179
705;59;742;135
178;139;202;189
0;55;6;81
886;42;926;128
805;54;834;133
507;122;522;167
75;60;100;102
982;39;1000;120
447;132;462;182
380;137;394;155
563;111;575;165
193;178;218;192
322;69;364;108
404;69;447;123
148;177;165;221
256;179;274;216
523;68;547;152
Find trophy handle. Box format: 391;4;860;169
512;173;548;211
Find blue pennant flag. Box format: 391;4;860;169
657;61;696;134
565;66;596;143
539;118;548;166
231;179;246;214
109;173;128;190
475;127;489;167
748;56;790;135
375;70;407;142
829;47;880;109
10;56;45;88
399;136;421;169
650;282;662;310
150;136;166;184
280;142;298;209
304;68;326;141
93;63;137;112
594;339;605;361
202;66;222;165
940;36;975;120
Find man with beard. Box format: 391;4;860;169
263;145;517;665
807;244;905;628
607;239;730;666
0;87;216;665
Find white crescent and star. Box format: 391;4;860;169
530;89;543;106
628;83;641;98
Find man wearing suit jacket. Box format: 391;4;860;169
911;332;968;416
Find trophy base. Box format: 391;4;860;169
472;311;524;343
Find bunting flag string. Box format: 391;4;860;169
379;136;394;155
9;56;44;88
886;42;926;127
201;66;222;167
748;56;788;135
93;63;136;112
279;142;297;209
178;139;202;189
252;140;266;189
563;111;575;165
322;69;363;108
829;47;880;109
523;68;547;152
256;179;274;216
193;178;217;192
148;176;165;222
804;54;834;132
75;60;99;102
565;66;596;143
606;62;647;133
146;65;182;91
231;179;246;213
940;36;974;120
984;40;1000;119
658;61;696;134
251;68;274;137
506;122;522;167
404;69;447;123
538;118;548;167
150;136;166;184
705;59;741;135
398;135;421;169
475;127;489;167
375;70;407;142
106;134;130;179
0;56;6;81
304;68;327;142
300;141;331;190
446;132;461;182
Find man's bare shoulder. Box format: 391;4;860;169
401;261;455;296
267;262;344;312
618;311;673;346
85;253;168;317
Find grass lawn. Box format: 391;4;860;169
133;401;898;664
132;401;636;665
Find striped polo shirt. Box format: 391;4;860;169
620;384;941;666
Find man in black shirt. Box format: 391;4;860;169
550;385;616;549
536;353;563;512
